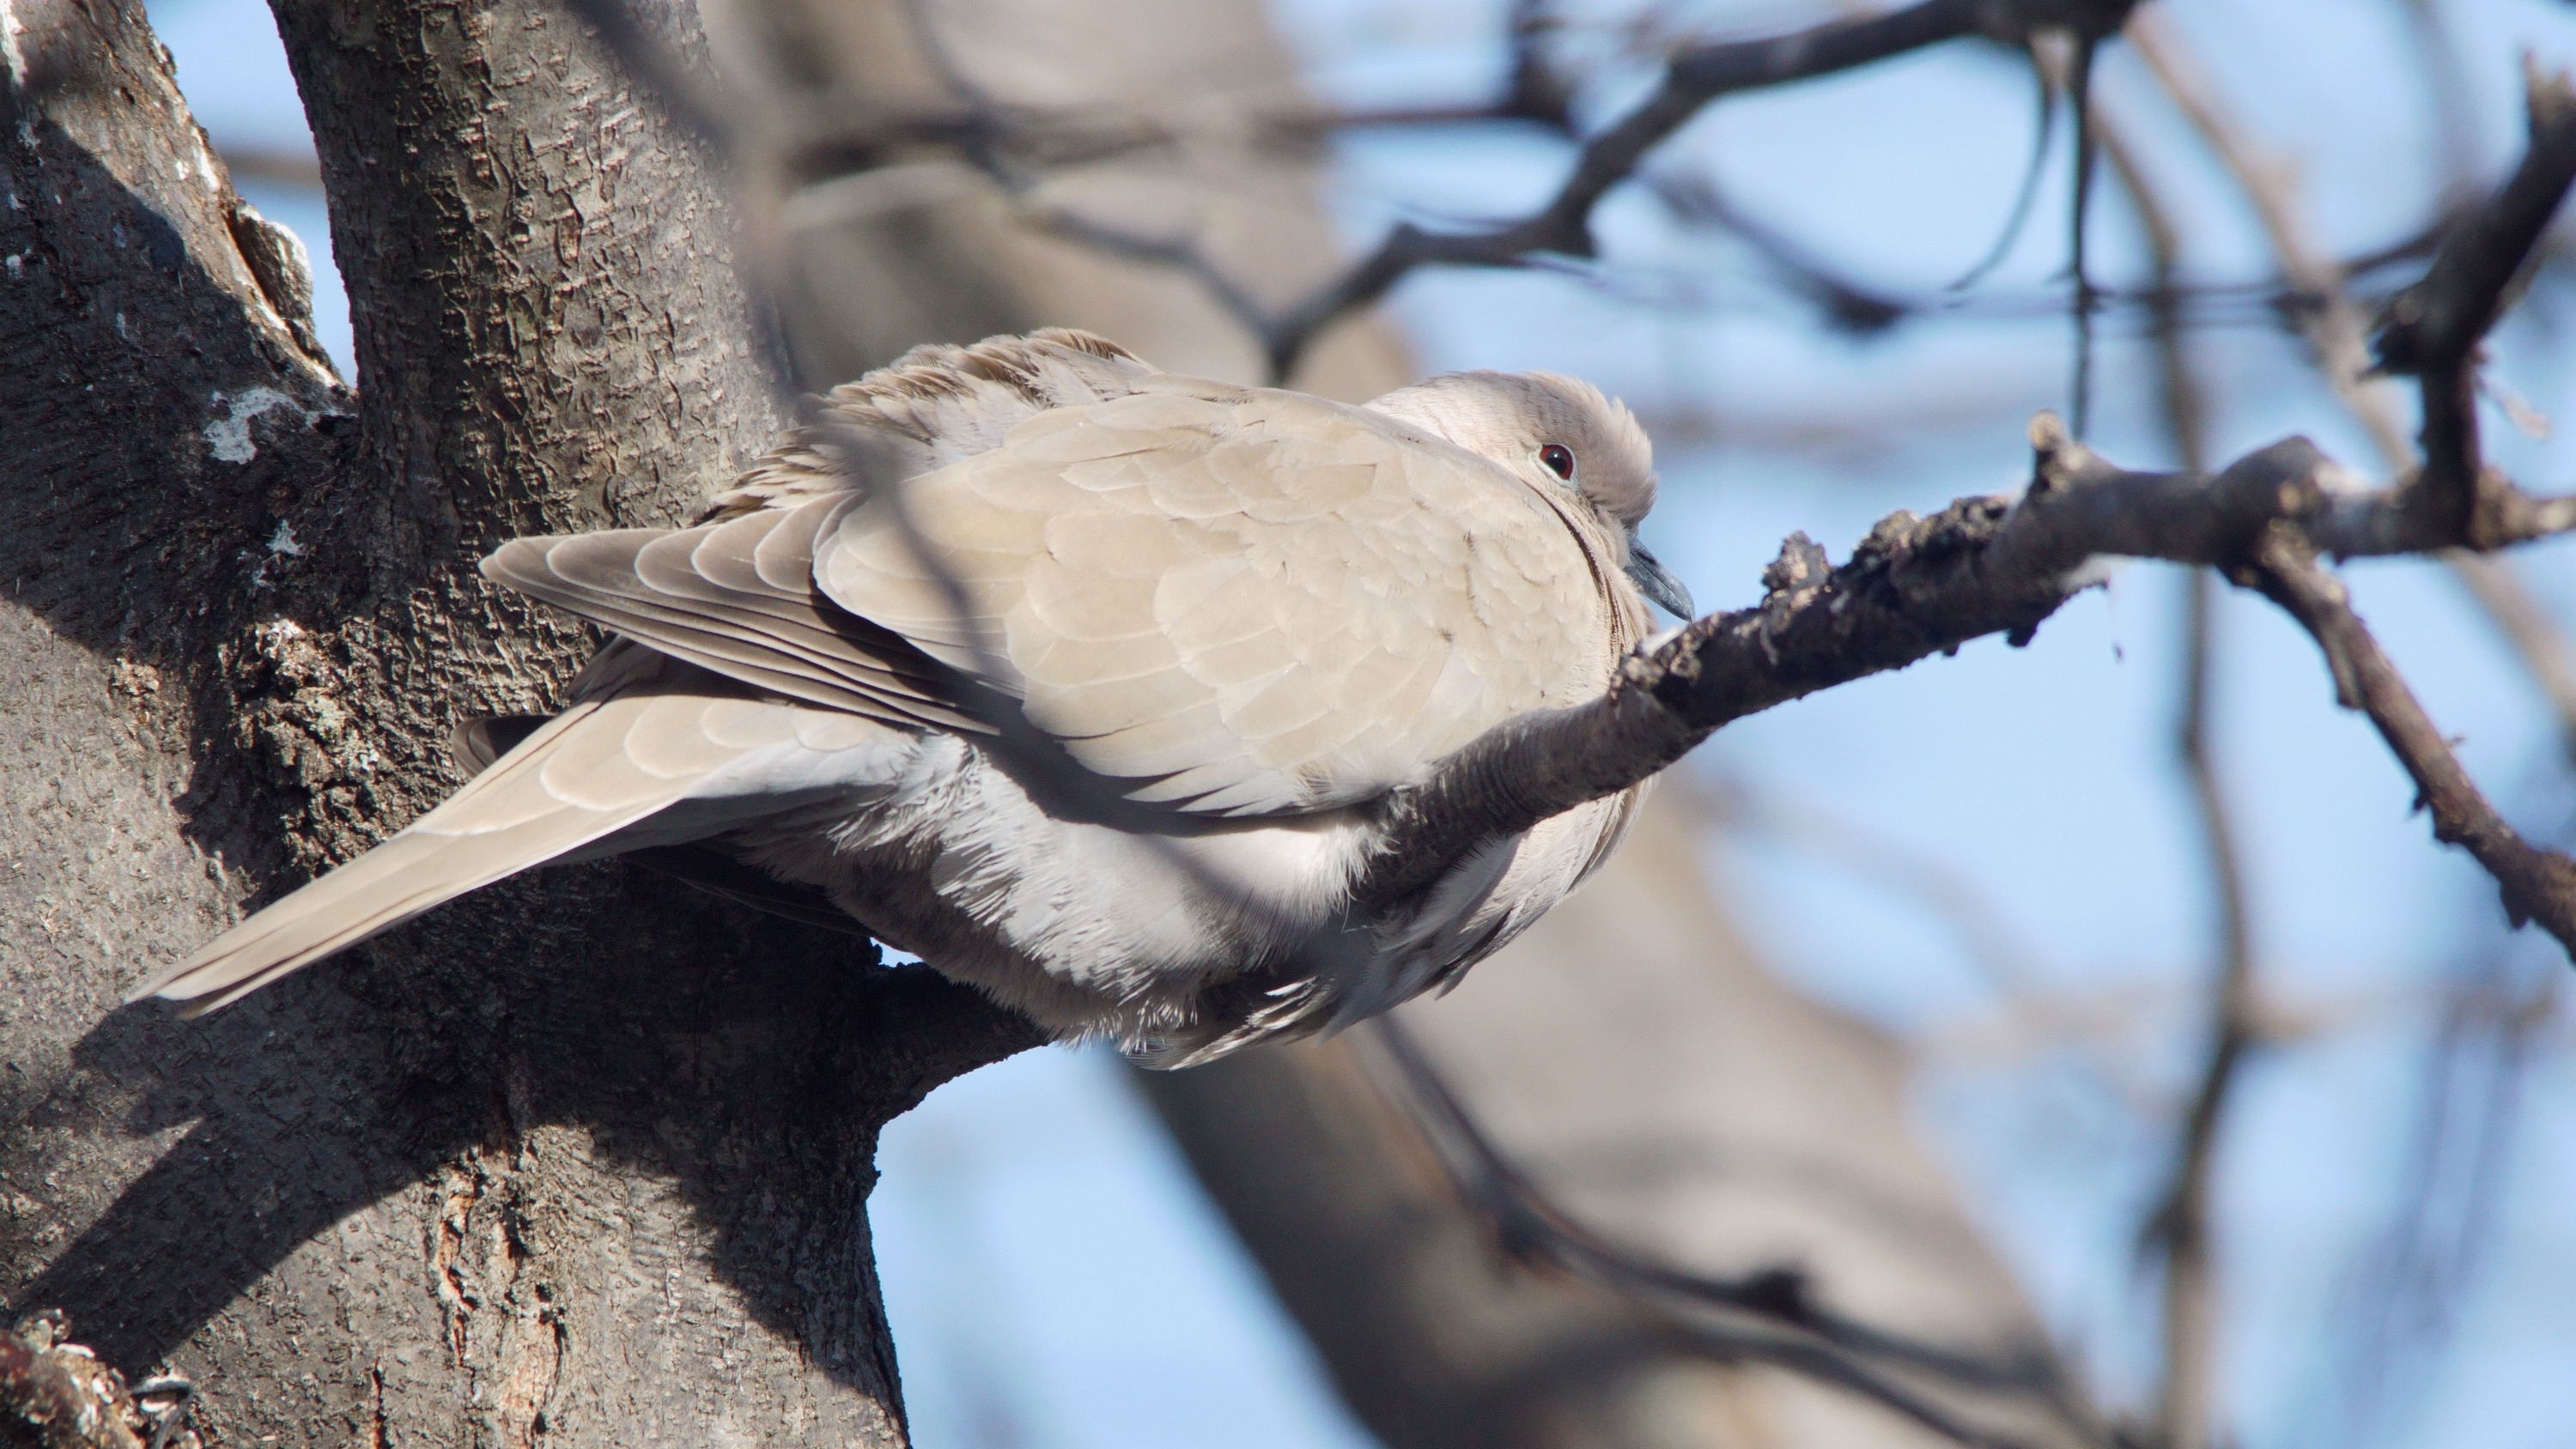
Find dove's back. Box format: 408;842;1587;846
139;330;1651;1062
818;377;1625;815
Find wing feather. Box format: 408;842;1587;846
817;381;1622;815
484;360;1625;821
482;496;988;733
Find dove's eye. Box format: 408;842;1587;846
1539;444;1576;481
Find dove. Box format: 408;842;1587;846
135;330;1695;1064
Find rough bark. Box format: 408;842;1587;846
0;1;1037;1445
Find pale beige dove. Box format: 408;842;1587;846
135;330;1694;1063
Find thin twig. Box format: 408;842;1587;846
2145;562;2258;1449
2131;8;2576;747
1362;1019;2106;1449
2374;62;2576;544
1642;170;1910;334
2066;30;2104;438
1502;0;1575;130
2105;112;2260;1449
2326;871;2567;1438
1257;0;2144;378
1947;36;2060;293
2246;524;2576;949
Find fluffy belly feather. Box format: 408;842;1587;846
722;729;1639;1061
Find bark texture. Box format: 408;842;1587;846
0;0;1037;1445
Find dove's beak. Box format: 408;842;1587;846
1625;539;1695;619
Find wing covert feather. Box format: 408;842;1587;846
818;381;1619;815
482;495;988;733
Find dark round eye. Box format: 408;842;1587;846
1540;443;1576;480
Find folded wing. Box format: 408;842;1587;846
483;494;988;733
817;379;1613;815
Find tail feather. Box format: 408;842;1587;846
136;693;739;1013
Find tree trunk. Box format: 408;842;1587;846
0;0;1037;1444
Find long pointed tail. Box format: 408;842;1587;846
132;684;795;1013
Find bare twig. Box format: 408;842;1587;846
568;0;2451;375
1362;1019;2105;1449
2132;9;2576;748
1946;35;2060;293
2104;111;2261;1449
1257;0;2143;378
2373;62;2576;545
2141;578;2262;1441
2325;877;2567;1438
2246;524;2576;947
1642;169;1911;334
2065;29;2105;437
1502;0;1575;130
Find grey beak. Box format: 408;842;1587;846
1625;539;1695;619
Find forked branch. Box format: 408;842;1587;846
1361;54;2576;967
1359;426;2576;926
2373;63;2576;546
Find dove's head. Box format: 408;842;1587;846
1366;370;1694;618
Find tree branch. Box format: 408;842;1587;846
1255;0;2140;377
1354;33;2576;966
2373;62;2576;545
2106;108;2262;1449
1363;1020;2102;1449
1356;421;2576;919
2245;525;2576;948
2132;9;2576;752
